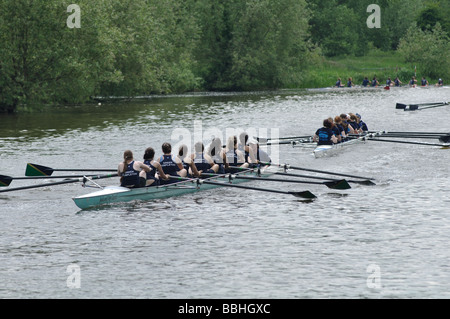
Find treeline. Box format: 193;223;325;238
0;0;449;113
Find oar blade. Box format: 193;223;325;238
289;190;317;199
350;179;376;186
405;104;419;111
439;135;450;143
0;175;13;187
324;179;351;190
395;103;407;109
25;163;53;176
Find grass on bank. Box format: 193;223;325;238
301;50;429;88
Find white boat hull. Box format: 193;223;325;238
313;138;365;158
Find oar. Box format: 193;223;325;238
201;173;351;190
368;131;447;135
274;171;376;186
260;162;375;181
255;135;312;142
26;163;116;176
354;133;450;141
0;174;103;187
169;176;316;199
367;138;450;147
0;174;118;193
404;102;447;111
396;102;447;109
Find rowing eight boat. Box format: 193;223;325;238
72;166;283;209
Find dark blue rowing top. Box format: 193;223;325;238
362;79;369;87
120;161;141;188
193;153;211;171
143;160;156;179
226;149;240;167
159;155;179;175
315;127;335;145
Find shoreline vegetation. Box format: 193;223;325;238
1;0;449;113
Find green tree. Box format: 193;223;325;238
397;23;450;79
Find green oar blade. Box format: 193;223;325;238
25;163;53;176
0;175;13;187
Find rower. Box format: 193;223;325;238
362;77;370;87
225;136;249;169
386;77;392;87
409;76;417;86
207;137;229;174
436;78;443;86
394;77;402;87
371;77;379;87
348;113;362;134
313;119;338;145
347;77;354;87
118;150;151;188
177;144;199;177
335;78;344;87
143;147;169;186
191;142;219;176
339;114;351;140
333;116;345;143
421;77;429;87
248;139;271;165
158;142;187;184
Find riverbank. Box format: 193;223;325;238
5;51;442;114
300;50;420;88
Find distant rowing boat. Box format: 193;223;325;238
306;85;447;92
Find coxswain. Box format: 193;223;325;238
225;136;249;169
191;142;219;176
159;142;187;184
143;147;169;186
313;119;337;145
118;150;151;188
436;78;443;86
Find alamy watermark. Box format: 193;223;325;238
366;263;382;289
67;4;81;29
66;264;81;289
366;4;381;29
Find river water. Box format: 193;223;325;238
0;86;449;299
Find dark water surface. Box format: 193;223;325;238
1;87;449;298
